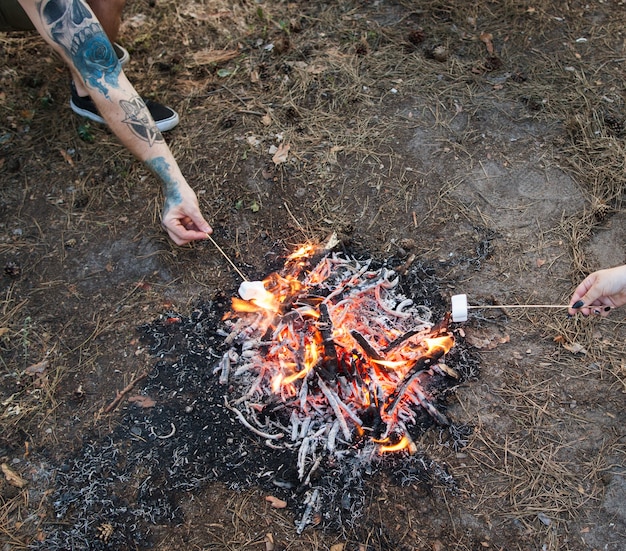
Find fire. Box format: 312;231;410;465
376;434;418;454
423;335;454;355
222;244;456;458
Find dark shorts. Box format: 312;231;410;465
0;1;36;32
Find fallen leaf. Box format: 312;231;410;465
25;359;48;376
536;258;546;267
562;342;587;355
2;463;27;488
465;328;510;350
330;544;345;551
265;495;287;508
261;113;272;126
59;149;74;166
128;395;156;408
272;143;290;165
24;359;50;388
0;327;9;337
480;32;494;55
265;533;275;551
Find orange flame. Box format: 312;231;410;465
377;435;418;454
423;335;454;355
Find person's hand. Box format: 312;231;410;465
161;185;212;246
568;265;626;316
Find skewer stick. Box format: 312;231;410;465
469;304;569;309
206;233;249;282
451;293;569;322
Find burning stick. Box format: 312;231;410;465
318;303;339;381
384;337;452;426
382;328;427;354
297;436;311;479
350;330;383;361
327;420;340;451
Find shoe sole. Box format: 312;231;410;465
70;99;180;132
113;43;130;66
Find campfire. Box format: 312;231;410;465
37;243;476;548
217;242;462;528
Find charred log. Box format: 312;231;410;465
317;303;339;382
350;330;384;361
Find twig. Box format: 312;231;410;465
104;370;148;413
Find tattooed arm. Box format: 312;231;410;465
17;0;212;245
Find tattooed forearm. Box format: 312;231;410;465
38;0;120;95
146;157;182;211
120;97;165;145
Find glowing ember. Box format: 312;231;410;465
219;245;456;483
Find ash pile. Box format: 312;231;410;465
35;246;478;550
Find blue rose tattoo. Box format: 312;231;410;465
39;0;121;95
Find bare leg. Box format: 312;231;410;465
87;0;126;43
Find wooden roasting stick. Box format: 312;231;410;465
451;294;571;322
206;233;249;282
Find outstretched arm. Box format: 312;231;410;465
568;264;626;316
18;0;212;245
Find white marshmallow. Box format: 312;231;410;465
238;280;272;302
451;294;468;322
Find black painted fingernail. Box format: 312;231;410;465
604;306;611;312
593;309;600;315
572;300;584;309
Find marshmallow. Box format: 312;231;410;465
239;280;273;302
451;294;468;322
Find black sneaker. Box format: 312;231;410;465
70;83;180;132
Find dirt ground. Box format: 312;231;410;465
1;0;625;550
